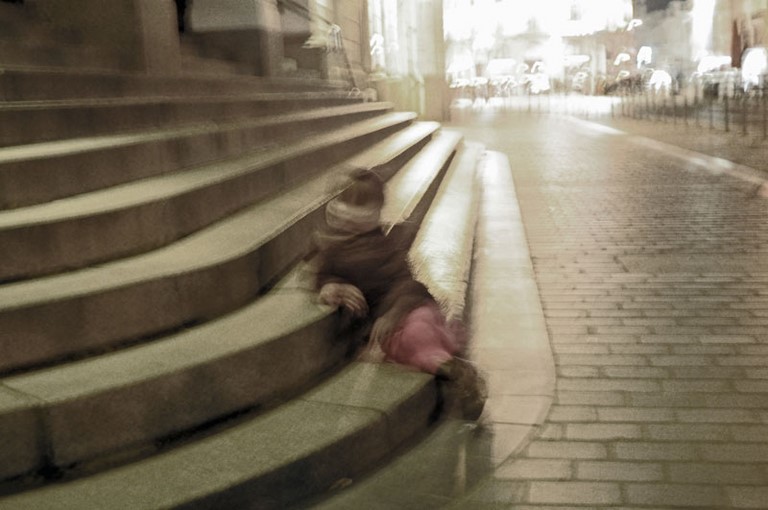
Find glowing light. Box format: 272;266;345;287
447;54;474;74
648;69;673;91
613;52;631;66
563;54;590;66
691;0;716;57
637;46;652;67
741;47;768;91
696;55;731;73
486;58;518;77
442;0;635;89
447;0;634;40
527;73;551;94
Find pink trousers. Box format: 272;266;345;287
382;303;463;374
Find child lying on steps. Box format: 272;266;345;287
312;168;487;420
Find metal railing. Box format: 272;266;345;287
616;88;768;140
450;85;767;142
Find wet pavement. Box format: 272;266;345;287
444;102;768;508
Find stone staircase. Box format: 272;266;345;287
0;2;120;71
0;61;493;509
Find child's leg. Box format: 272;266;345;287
382;304;487;420
383;304;458;374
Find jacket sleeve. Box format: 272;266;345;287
311;245;348;291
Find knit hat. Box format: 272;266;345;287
325;169;384;234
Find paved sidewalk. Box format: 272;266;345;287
589;114;768;179
446;109;768;508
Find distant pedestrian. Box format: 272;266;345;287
312;169;487;420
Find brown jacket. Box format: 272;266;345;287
313;227;433;326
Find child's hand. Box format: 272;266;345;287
371;311;398;344
319;283;368;317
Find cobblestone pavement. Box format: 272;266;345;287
446;108;768;508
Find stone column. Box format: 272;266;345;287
28;0;182;73
30;0;181;73
135;0;182;74
254;0;284;76
188;0;284;76
418;0;448;121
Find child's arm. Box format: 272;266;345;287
319;282;368;317
313;244;369;317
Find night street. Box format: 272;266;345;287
2;1;767;507
446;104;768;507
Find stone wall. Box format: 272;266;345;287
27;0;182;73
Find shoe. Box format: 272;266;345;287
436;357;488;421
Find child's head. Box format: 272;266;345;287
338;168;385;207
325;168;384;233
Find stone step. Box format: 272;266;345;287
180;53;252;76
0;92;363;147
0;130;462;480
304;418;495;510
0;66;347;102
0;1;34;32
302;148;553;510
0;105;400;282
0;39;120;71
0;362;437;510
283;141;490;510
0;272;345;479
0;2;81;44
304;145;497;510
0;134;477;508
0;121;440;374
405;142;485;321
0;102;397;211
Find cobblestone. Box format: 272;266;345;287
557;366;601;377
624;483;727;507
613;442;699;461
726;486;768;508
557;378;661;392
740;346;768;355
565;423;643;440
547;406;598;422
697;443;768;462
555;391;627;406
602;366;668;377
644;423;730;441
728;424;768;441
448;111;768;507
495;459;572;480
667;463;767;484
661;379;732;392
671;344;737;355
607;345;669;355
595;407;675;423
525;441;608;459
575;461;663;481
648;354;714;366
556;354;648;366
552;344;610;354
528;481;622;505
676;409;761;423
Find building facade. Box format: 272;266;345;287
633;0;767;81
